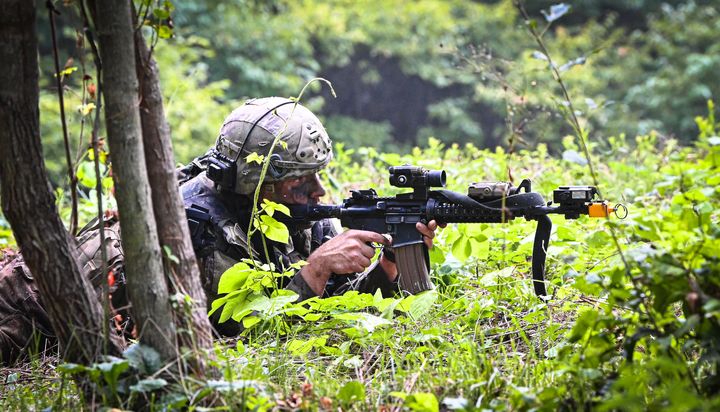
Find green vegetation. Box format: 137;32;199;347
33;0;718;185
2;1;719;410
3;107;719;409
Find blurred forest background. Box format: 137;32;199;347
34;0;718;183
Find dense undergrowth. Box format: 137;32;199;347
1;104;719;410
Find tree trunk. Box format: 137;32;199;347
134;27;214;370
94;0;177;361
0;0;121;364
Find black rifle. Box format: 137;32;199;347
287;166;624;297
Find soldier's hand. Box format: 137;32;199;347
302;230;390;295
416;220;445;249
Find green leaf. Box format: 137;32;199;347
586;230;611;248
123;344;162;375
259;215;289;243
158;25;172;39
405;392;439;412
556;226;576;241
217;262;253;294
55;66;78;77
451;237;472;261
568;309;598;342
242;315;261;329
57;363;88;374
245;152;265;165
95;357;129;389
153;8;170;20
287;336;327;355
231;293;271;321
261;199;290;217
398;290;437;319
130;378;168;393
338;381;365;403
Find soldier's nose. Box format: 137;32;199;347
309;174;326;200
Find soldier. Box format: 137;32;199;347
178;97;440;334
0;97;440;361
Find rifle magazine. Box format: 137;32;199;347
396;243;433;294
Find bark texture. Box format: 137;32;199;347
0;0;121;363
94;0;177;360
134;30;214;367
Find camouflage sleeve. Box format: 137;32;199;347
0;257;54;364
285;269;318;302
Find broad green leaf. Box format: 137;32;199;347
158;25;172;39
338;381;365;403
287;336;327;355
405;392;439;412
586;230;611;248
217;262;253;294
218;292;243;323
231;293;271;321
262;199;290;217
130;378;168;393
123;344;162;375
152;8;170;20
259;215;289;243
451;237;472;261
568;309;598;342
242;315;261;329
398;290;437;319
556;226;576;241
57;363;88;374
95;357;129;389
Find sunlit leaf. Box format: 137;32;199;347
246;152;265;165
258;215;289;243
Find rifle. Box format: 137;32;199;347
287;165;626;297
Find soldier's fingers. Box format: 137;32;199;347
356;256;371;271
352;230;391;246
359;243;375;259
416;222;435;239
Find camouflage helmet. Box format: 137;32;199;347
210;97;333;194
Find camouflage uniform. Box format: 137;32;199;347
0;218;126;363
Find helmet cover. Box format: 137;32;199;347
213;97;333;194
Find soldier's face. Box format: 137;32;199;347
265;173;326;205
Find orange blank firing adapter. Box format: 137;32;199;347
589;202;628;218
